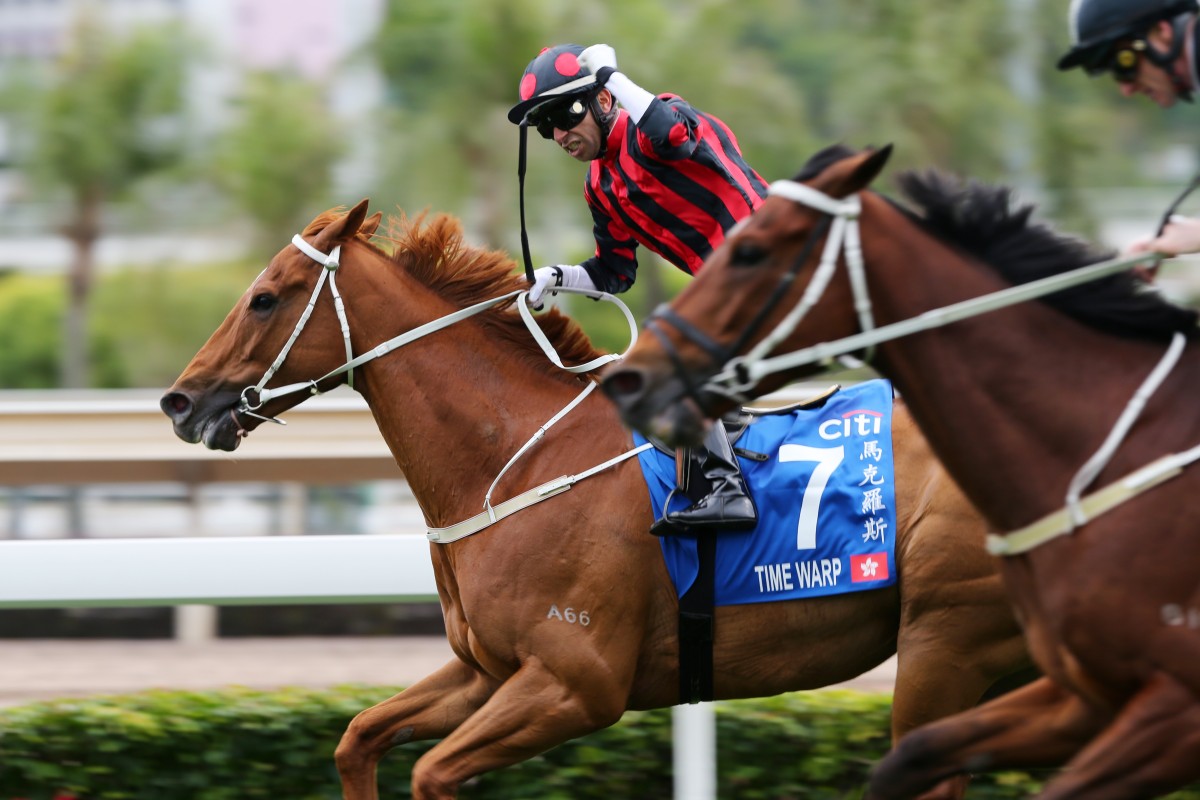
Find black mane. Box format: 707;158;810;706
891;169;1199;341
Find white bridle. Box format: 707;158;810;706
236;232;651;541
708;180;1165;399
239;234;635;414
740;181;872;365
236;236;351;423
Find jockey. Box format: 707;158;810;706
507;43;769;536
1059;0;1200;256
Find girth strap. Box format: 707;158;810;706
679;533;716;704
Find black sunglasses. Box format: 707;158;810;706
1108;40;1146;83
528;97;589;139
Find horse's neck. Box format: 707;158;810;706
862;218;1165;531
343;274;614;528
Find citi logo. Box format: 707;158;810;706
818;410;883;441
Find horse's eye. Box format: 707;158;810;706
250;293;276;313
730;242;768;267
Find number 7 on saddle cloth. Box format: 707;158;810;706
634;379;898;605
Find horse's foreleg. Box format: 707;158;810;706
867;676;1103;800
336;657;498;800
409;658;626;800
891;632;1032;800
1034;671;1200;800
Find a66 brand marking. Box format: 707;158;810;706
547;604;590;626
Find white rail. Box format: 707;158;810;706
0;534;436;608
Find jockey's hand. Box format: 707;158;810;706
1123;215;1200;281
1125;215;1200;278
527;264;596;309
527;266;564;309
580;44;618;86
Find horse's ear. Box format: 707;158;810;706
360;211;383;239
822;144;893;198
847;144;893;192
314;199;371;249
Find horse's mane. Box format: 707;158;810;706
889;169;1200;341
305;210;605;380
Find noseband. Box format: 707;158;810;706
644;181;872;409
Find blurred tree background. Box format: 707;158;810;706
0;0;1193;388
2;16;192;387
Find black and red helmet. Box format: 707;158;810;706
507;44;600;124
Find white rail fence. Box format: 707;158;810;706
0;533;438;608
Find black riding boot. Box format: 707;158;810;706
652;421;757;534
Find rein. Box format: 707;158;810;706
705;181;1164;401
239;233;650;543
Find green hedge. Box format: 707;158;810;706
0;686;1197;799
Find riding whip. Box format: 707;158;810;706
517;121;536;283
1156;168;1200;237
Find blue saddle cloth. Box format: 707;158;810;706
635;380;898;606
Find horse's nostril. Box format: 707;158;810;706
603;370;645;399
160;391;192;420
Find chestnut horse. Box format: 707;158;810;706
161;200;1029;800
602;144;1200;799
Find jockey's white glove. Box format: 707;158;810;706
580;44;654;125
579;44;618;85
527;264;596;308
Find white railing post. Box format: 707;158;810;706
174;483;218;644
673;702;716;800
175;604;218;644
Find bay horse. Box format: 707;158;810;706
601;144;1200;799
160;200;1029;800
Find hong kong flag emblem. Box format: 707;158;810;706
851;553;890;583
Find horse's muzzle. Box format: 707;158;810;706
600;364;710;448
160;386;246;451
